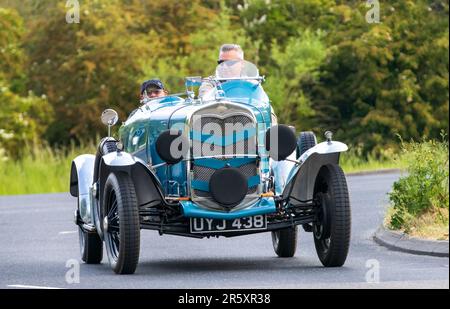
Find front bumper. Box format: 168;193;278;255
179;197;276;220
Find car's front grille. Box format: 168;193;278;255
190;112;259;209
192;115;256;157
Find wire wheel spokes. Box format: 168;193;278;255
106;190;120;260
314;228;331;254
313;192;331;253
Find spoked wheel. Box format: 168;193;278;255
313;164;351;267
103;172;140;274
104;191;120;261
271;226;298;257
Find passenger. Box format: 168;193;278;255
198;44;245;98
140;79;168;103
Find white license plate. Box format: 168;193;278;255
190;215;267;234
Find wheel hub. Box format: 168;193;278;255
314;193;331;240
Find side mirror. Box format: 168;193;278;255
101;109;119;126
265;125;297;161
155;130;189;165
101;109;119;137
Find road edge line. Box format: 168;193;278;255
7;284;64;289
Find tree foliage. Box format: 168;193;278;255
236;0;449;156
0;0;448;159
0;8;51;159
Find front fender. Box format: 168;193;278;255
70;154;95;224
98;151;165;209
282;141;348;201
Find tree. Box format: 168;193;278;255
264;30;326;128
2;0;447;156
306;1;449;155
0;8;51;159
233;0;449;155
25;0;221;144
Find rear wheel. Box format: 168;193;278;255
103;172;140;274
297;131;317;158
313;164;351;267
272;226;298;257
297;131;317;232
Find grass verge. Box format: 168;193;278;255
385;138;449;240
340;147;405;174
0;142;95;195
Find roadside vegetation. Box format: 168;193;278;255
0;142;95;195
339;146;405;174
0;140;403;196
386;137;449;240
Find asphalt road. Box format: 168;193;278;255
0;171;448;289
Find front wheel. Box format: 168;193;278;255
102;172;140;274
271;226;298;257
313;164;351;267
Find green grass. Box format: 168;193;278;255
340;148;405;174
1;142;402;196
0;143;95;195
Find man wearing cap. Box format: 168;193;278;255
198;44;245;99
140;79;168;102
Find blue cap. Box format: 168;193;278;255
140;79;165;94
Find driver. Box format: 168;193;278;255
198;44;245;98
140;79;168;102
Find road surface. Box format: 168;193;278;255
0;172;448;289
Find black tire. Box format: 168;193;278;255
313;164;351;267
102;172;140;274
297;131;317;158
271;226;298;257
92;138;118;238
78;226;103;264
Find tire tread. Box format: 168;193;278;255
104;172;140;274
272;226;298;258
314;164;351;267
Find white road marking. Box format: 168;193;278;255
8;284;64;289
59;231;77;235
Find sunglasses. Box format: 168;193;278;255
146;88;164;94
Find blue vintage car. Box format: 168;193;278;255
70;60;351;274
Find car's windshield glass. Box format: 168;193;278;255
215;60;259;80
